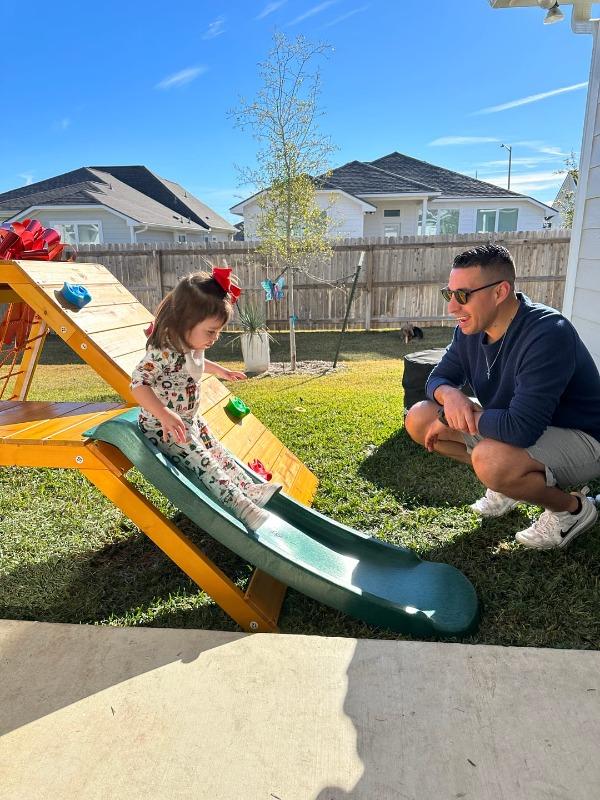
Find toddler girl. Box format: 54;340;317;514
130;268;281;530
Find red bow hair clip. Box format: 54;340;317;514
212;267;241;304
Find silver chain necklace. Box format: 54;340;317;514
483;319;513;379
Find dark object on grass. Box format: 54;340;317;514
403;348;473;410
400;324;424;344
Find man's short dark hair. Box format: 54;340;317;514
452;243;516;283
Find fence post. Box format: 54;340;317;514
333;251;365;369
364;245;374;331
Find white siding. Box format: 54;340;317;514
240;191;364;240
17;207;132;243
239;191;552;241
316;192;364;238
239;199;261;239
360;197;551;239
563;23;600;369
451;199;550;234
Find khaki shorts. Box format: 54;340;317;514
462;426;600;488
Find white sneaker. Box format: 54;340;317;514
515;492;599;550
246;482;282;508
470;489;519;517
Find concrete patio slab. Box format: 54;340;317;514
1;620;599;799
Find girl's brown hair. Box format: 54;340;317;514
147;272;233;352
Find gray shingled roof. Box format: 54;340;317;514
0;166;233;232
319;161;438;195
88;170;207;230
160;177;236;233
231;151;536;213
370;152;522;199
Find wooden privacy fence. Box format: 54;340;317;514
76;229;571;331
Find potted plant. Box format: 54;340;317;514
235;302;272;375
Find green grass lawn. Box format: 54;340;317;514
1;329;599;648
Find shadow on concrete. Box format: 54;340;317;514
0;620;244;738
312;635;600;800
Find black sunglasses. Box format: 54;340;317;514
440;280;504;305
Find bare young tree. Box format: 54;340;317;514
231;32;337;370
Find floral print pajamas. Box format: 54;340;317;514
130;347;262;519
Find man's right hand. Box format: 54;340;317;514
435;387;479;434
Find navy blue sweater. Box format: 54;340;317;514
426;293;600;448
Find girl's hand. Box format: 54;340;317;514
424;418;447;453
157;407;187;444
221;368;247;381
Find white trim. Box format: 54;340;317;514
231;187;377;214
563;22;600;319
8;203;138;225
357;191;441;200
49;219;104;245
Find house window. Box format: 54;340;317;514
383;209;400;217
498;208;519;232
383;223;401;238
177;234;187;243
476;208;518;233
417;209;459;235
50;222;102;245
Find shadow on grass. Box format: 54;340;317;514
0;513;249;632
358;426;481;508
356;425;600;649
3;461;600;653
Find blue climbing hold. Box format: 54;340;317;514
61;282;92;309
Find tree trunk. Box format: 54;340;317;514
288;264;296;370
285;188;297;372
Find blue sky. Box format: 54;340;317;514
0;1;595;220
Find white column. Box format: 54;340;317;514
562;21;600;321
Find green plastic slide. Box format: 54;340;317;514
85;409;479;637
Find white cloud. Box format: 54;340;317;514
256;1;287;20
479;170;564;193
429;136;500;146
155;66;207;90
18;172;34;186
202;16;226;39
288;1;339;25
478;155;565;169
472;82;588;115
321;5;369;28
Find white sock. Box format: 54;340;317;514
246;482;282;508
238;503;270;530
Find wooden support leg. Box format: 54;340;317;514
81;467;281;633
11;318;48;400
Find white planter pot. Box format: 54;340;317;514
241;332;270;374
